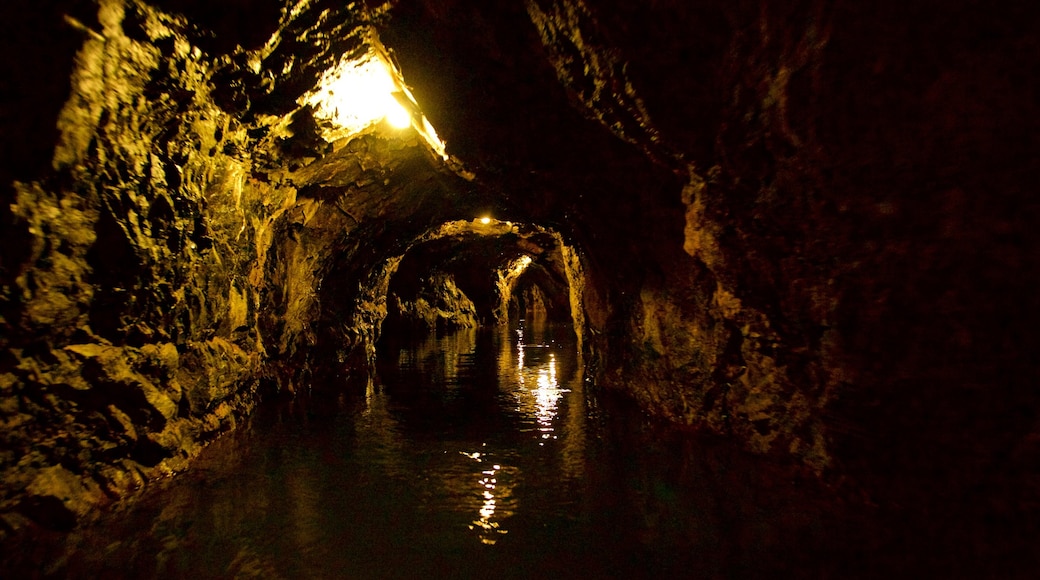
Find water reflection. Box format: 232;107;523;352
373;321;582;546
6;320;902;579
462;453;507;545
511;325;570;445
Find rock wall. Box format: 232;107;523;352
384;0;1040;510
2;0;1037;540
387;273;479;333
0;0;463;534
1;0;274;532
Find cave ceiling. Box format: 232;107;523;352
1;0;1038;542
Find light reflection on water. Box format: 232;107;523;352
16;320;886;579
379;319;582;546
513;326;569;439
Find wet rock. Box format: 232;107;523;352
176;338;256;415
388;273;479;332
65;343;179;426
1;0;1037;558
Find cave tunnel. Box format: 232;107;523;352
2;0;1039;576
378;219;576;333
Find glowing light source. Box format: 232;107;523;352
480;217;492;225
300;40;448;159
303;53;411;133
385;98;413;129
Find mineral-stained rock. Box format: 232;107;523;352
22;466;104;531
387;273;479;332
0;0;419;534
65;343;178;419
1;0;1038;558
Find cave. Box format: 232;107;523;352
380;219;576;332
1;0;1038;576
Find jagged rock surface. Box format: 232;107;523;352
384;0;1040;510
1;0;1038;556
0;0;468;534
387;272;479;332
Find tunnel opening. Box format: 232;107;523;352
380;222;574;334
365;218;589;367
3;0;1038;575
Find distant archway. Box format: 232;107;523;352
354;218;591;363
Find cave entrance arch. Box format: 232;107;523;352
356;218;590;365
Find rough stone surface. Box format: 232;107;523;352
0;0;452;535
384;0;1040;519
1;0;1038;566
387;272;479;332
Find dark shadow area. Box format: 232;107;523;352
0;0;94;187
150;0;283;53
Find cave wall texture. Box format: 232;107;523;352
383;0;1040;514
1;0;1038;538
383;223;575;331
0;0;477;532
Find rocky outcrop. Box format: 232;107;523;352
387;273;479;332
2;0;272;533
2;0;1037;549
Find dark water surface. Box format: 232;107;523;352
20;321;900;578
